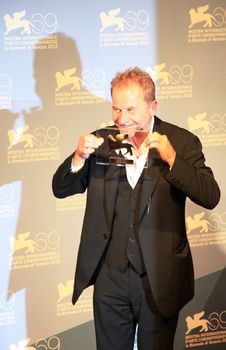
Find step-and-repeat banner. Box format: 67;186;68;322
0;1;225;349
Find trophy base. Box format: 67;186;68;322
109;156;134;166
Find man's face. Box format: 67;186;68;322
111;82;157;134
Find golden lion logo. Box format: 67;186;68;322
186;311;211;334
147;63;173;85
186;212;210;234
4;10;34;35
189;5;214;28
99;8;127;32
55;68;82;91
8;125;37;149
10;231;38;255
187;113;213;134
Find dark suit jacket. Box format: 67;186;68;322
52;116;220;317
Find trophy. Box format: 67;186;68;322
95;126;149;167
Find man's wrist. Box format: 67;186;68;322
71;151;85;173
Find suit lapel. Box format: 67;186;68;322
138;117;166;221
138;149;164;221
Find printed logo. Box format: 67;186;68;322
186;211;226;248
7;124;60;164
100;8;127;32
4;10;35;35
188;5;226;43
187;112;226;147
55;68;106;106
3;11;58;51
8;125;38;149
186;311;210;334
146;63;193;100
9;231;61;270
55;68;82;92
188;113;213;134
10;231;39;255
99;8;149;47
187;212;211;234
148;63;173;86
0;73;12;109
57;279;74;317
185;310;226;347
189;5;215;29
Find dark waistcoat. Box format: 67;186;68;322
105;167;146;275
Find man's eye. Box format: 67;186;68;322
127;108;136;113
113;107;120;113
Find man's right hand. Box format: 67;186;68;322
72;134;104;167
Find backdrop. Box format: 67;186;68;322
0;1;225;349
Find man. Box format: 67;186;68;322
52;67;220;350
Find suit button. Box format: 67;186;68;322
129;238;135;243
102;234;108;240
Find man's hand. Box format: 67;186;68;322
73;134;104;167
144;131;176;167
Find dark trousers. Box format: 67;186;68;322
93;262;178;350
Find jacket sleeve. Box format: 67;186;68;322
52;153;89;198
165;133;220;209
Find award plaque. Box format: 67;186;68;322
95;126;149;167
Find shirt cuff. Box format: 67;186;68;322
70;158;84;173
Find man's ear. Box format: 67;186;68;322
150;99;157;114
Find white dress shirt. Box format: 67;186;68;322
123;117;154;189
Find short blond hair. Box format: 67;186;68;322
111;67;156;103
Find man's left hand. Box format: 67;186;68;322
144;131;176;168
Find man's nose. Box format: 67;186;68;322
117;110;128;125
